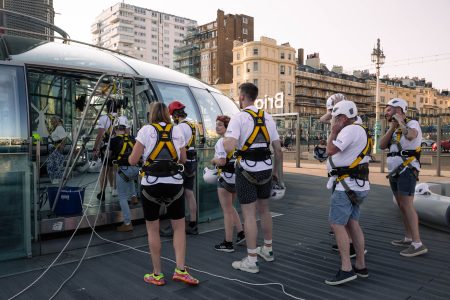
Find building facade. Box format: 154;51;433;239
91;2;197;68
0;0;55;40
174;9;254;85
231;37;296;114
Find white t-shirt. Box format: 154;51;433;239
50;125;67;142
387;119;421;173
225;105;279;172
326;124;371;191
176;119;194;149
97;113;118;131
214;137;235;184
136;123;185;186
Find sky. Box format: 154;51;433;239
54;0;450;91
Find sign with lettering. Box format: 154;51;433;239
255;92;284;110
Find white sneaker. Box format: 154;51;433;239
112;189;118;197
232;257;259;273
51;179;60;185
257;246;274;262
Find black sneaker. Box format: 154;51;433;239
235;231;246;245
325;269;357;286
186;224;198;235
353;266;369;278
215;240;234;252
97;191;105;202
329;230;334;237
350;245;368;258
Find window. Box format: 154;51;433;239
243;17;248;24
211;92;240;117
191;88;222;145
253;48;258;55
288;66;292;75
236;66;241;76
287;82;292;95
381;96;385;103
280;65;285;75
243;28;248;35
253;79;258;87
253;62;258;72
288;53;291;60
280;52;285;59
246;63;250;72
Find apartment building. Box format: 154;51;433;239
231;37;296;114
174;9;254;84
91;2;197;68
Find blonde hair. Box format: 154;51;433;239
148;102;171;124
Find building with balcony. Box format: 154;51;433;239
174;9;254;85
231;37;296;114
0;0;55;40
91;2;196;68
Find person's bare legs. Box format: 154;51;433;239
171;218;186;269
347;219;366;270
393;193;413;239
241;202;257;253
331;223;352;272
256;199;272;245
218;188;241;241
185;189;197;223
396;195;421;242
146;220;161;274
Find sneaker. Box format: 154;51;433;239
97;191;105;202
144;273;166;286
116;223;133;232
329;230;335;237
332;244;367;258
186;224;198;235
232;257;259;274
353;266;369;278
235;231;246;245
325;269;357;286
112;189;118;197
130;195;139;205
215;240;234;252
391;238;412;247
400;244;428;257
257;246;274;262
172;268;199;285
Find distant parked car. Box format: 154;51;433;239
421;138;435;147
432;140;450;152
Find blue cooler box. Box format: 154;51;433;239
48;186;85;215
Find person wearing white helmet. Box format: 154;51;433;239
108;116;139;232
325;100;371;285
379;98;428;257
320;93;363;125
211;115;245;253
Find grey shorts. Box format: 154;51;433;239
389;168;417;196
329;190;369;225
235;167;272;205
217;177;236;193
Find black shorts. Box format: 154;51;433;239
141;183;185;221
389;168;418;196
235;167;272;204
182;160;197;190
217;177;236;193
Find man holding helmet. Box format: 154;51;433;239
168;100;199;235
325;100;371;285
379;98;428;257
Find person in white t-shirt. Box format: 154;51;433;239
128;102;199;286
168;100;199;235
325;100;370;286
47;116;68;184
379;98;428;258
223;83;283;274
211;115;245;253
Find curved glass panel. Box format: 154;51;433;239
11;43;135;74
211;92;240;117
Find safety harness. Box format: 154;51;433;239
328;124;373;205
140;123;183;178
218;149;236;177
112;134;136;182
102;114;116;142
140;123;184;213
181;120;197;160
236;109;272;186
386;118;421;179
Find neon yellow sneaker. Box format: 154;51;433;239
172;268;199;285
144;273;166;286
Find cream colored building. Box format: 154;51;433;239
231;37;296;114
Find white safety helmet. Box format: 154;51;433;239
415;183;431;195
387;98;407;113
76;162;90;173
269;178;286;201
114;116;129;128
331;100;358;119
88;158;102;173
314;147;328;162
203;167;218;184
326;93;345;110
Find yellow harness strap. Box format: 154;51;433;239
181;120;196;149
116;134;135;161
145;123;178;164
241;109;270;152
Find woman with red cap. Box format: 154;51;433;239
168;100;199;235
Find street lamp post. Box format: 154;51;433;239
371;38;385;153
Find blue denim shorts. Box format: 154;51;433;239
389;168;417;196
329;190;369;225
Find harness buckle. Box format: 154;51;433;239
399;150;408;157
177;163;185;173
